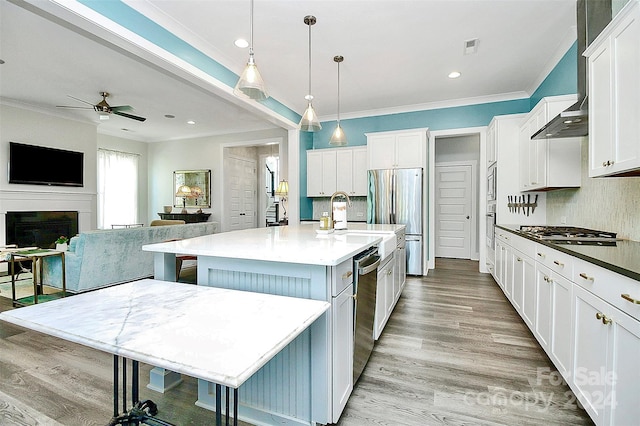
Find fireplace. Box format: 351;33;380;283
6;211;79;249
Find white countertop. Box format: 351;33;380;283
0;279;330;388
143;223;405;266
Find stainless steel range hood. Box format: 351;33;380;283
532;0;611;140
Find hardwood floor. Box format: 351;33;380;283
0;259;593;425
339;258;592;426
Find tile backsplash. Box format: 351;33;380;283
311;197;367;222
546;138;640;241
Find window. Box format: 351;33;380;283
97;149;139;229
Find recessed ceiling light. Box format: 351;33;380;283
164;114;175;119
234;38;249;48
448;71;461;79
187;120;196;125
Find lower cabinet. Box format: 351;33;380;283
491;228;640;425
572;284;640;426
394;244;406;299
374;255;395;340
332;283;354;420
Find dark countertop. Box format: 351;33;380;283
496;224;640;282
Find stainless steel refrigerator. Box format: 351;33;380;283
367;168;423;275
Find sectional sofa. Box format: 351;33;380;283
42;222;217;293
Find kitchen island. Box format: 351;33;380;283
142;223;405;426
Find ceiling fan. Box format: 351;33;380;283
57;91;146;122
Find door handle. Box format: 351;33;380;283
466;216;470;219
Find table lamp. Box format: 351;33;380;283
175;185;192;213
275;179;289;222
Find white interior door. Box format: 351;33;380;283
226;156;257;232
435;164;472;258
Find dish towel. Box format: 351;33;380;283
333;202;348;230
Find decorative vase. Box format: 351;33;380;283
163;205;172;213
56;243;68;252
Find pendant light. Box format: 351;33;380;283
234;0;268;101
329;55;347;146
299;15;321;132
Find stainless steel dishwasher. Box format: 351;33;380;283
353;247;380;383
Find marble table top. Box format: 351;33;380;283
0;279;330;388
142;223;405;266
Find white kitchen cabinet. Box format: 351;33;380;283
366;129;427;170
336;147;367;196
511;249;525;314
518;95;582;191
307;149;337;196
492;227;640;426
308;147;367;197
374;255;395;340
486;119;497;166
586;1;640;177
331;282;354;420
520;253;536;329
572;284;640;426
394;244;406;300
533;250;573;379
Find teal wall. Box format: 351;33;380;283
79;0;300;124
530;42;578;108
298;42;579;218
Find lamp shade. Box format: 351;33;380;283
234;54;268;100
275;180;289;197
233;0;268;101
330;124;347;146
175;185;192;197
299;100;322;132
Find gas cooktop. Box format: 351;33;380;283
519;226;618;246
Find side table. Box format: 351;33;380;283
10;249;66;306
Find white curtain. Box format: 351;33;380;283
97;149;139;229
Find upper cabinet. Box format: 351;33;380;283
307;149;337;197
307;147;367;197
518;95;582;191
336;147;368;197
585;0;640;177
366;129;428;170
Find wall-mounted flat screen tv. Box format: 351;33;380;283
8;142;84;187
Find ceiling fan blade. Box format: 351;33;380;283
113;110;146;122
111;105;134;112
66;95;95;106
56;105;93;109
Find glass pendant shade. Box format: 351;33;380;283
234;53;268;100
330;124;347;146
300;99;322;132
234;0;268;101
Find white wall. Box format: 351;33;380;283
147;128;288;227
0;103;98;241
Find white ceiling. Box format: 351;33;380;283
0;0;578;142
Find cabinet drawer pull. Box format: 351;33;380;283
537;252;545;258
621;294;640;304
553;260;564;267
579;273;594;281
595;312;613;325
517;258;522;262
342;271;353;280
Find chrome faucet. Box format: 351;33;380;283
330;191;352;227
